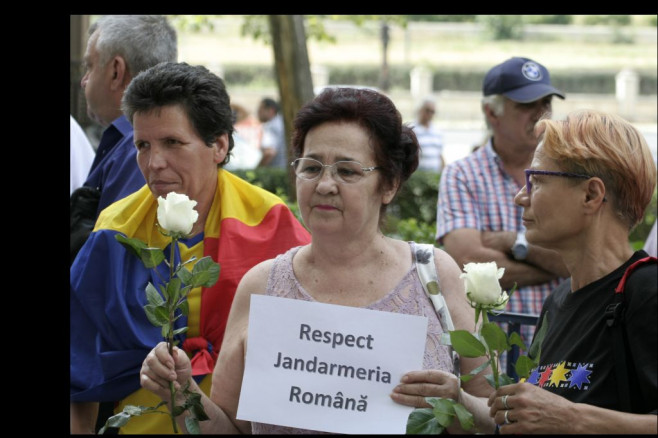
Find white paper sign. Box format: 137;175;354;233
236;294;428;434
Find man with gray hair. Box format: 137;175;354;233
436;57;569;358
71;14;177;434
78;15;177;216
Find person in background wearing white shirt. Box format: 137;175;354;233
257;97;287;168
411;97;445;173
70;114;95;195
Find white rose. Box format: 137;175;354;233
157;192;199;236
460;262;508;308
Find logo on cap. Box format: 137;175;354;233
521;62;543;82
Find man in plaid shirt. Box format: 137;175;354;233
436;57;569;352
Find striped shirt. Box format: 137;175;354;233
436;139;562;345
412;121;445;173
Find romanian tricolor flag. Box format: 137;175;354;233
70;169;311;434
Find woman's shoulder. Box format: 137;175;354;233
431;246;461;276
624;257;657;304
240;246;304;288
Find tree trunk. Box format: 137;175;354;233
268;15;315;201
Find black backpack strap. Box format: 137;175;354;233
604;256;657;412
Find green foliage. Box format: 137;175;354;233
476;15;525;40
406;407;440;434
222;65;277;88
405;15;476;23
327;15;409;29
630;188;657;250
384;217;436;244
523;15;572;25
230;169;305;227
448;330;487;357
446;299;541;390
392;171;440;223
583;15;632;26
240;15;270;43
98;402;169;434
220;63;658;96
407;396;475;434
101;233;218;434
167;15;219;32
383;171;439;243
231;168;290;194
115;234;166;268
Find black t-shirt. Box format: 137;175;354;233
529;251;657;414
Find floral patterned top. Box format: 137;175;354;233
250;242;455;434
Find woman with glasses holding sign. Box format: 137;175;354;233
488;109;657;434
140;87;495;433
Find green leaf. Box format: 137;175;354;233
114;233;147;259
123;405;146;416
481;321;509;352
171;405;186;417
177;265;193;285
466;357;492;378
179;299;190;316
145;283;165;306
453;402;475;431
99;412;131;434
115;232;166;268
144;304;169;327
484;373;497;388
177;285;192;304
185;416;201;434
189;401;210;421
498;374;515;386
173;326;188;336
98;402;170;434
406;408;444;434
139;246;166;269
449;330;487;357
432;398;456;428
508;331;526;350
167;278;182;306
459;374;474;383
185;256;220;288
161;322;170;338
514;354;537;380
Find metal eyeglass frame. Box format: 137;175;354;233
524;169;592;194
290;158;379;184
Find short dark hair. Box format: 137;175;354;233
291;87;419;222
122;62;235;166
260;97;280;113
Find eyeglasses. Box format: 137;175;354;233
524;169;592;194
291;158;379;184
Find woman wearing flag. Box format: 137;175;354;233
70;62;311;434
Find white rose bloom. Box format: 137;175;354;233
157;192;199;236
460;262;507;306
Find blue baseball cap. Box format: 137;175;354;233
483;57;565;103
